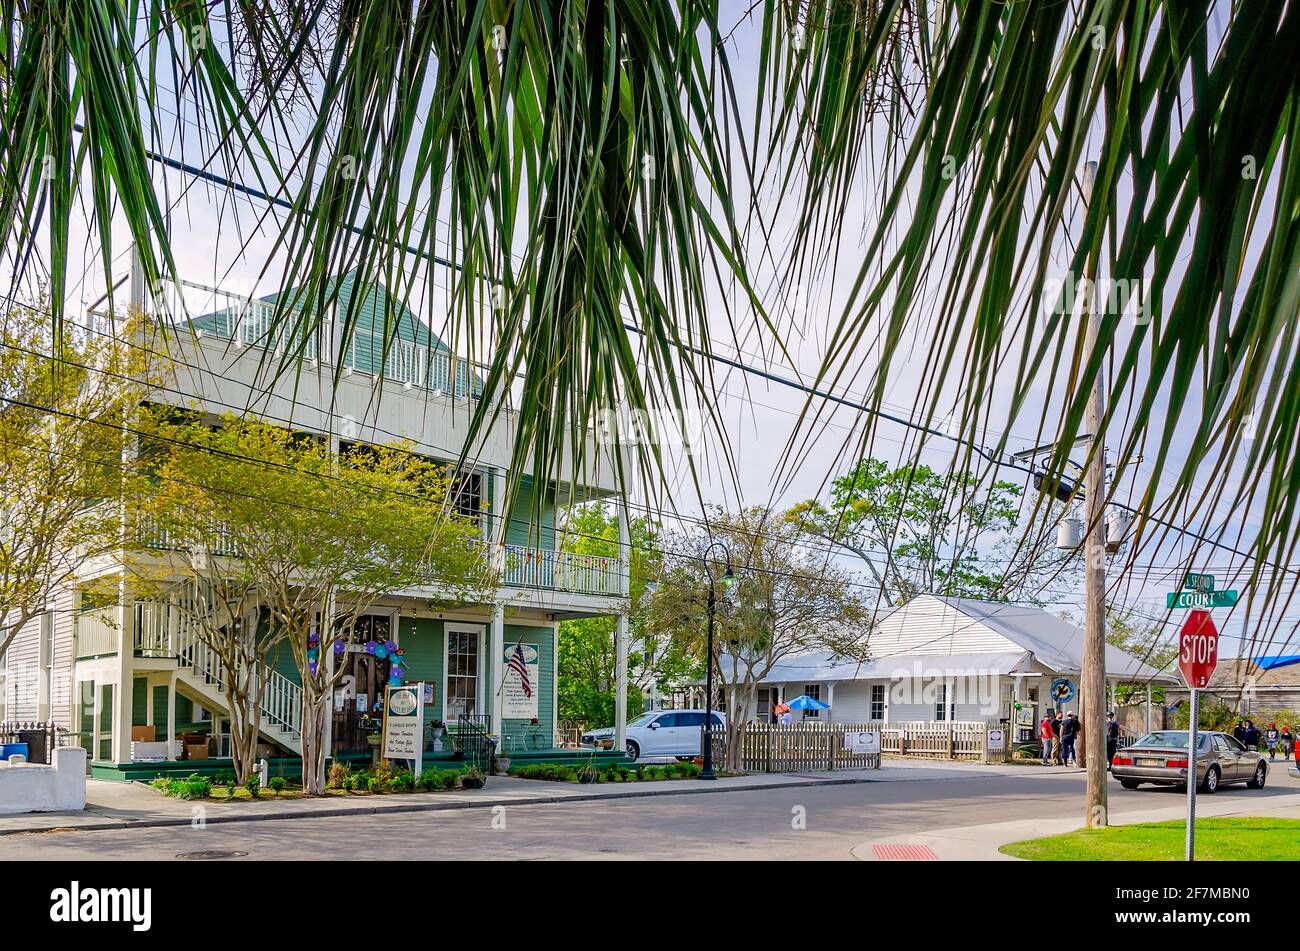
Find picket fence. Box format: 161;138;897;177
706;720;1007;773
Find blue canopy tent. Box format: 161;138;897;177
786;694;830;711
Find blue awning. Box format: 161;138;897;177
1255;655;1300;670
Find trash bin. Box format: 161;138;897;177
16;729;48;764
1;743;30;761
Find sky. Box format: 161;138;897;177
5;3;1295;663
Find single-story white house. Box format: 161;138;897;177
744;595;1179;741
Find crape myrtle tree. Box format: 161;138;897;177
644;507;869;771
789;457;1073;607
141;414;493;794
0;302;154;659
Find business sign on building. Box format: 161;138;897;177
501;643;540;720
382;684;424;769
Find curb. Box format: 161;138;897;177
2;772;885;837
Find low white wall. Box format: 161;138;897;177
0;747;87;815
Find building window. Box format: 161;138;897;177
934;683;949;721
446;628;481;719
870;684;886;721
802;684;821;719
451;471;483;524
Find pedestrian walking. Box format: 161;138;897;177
1232;721;1247;745
1105;711;1121;769
1264;722;1280;759
1040;711;1056;766
1281;726;1293;758
1244;720;1261;750
1061;712;1080;766
1050;711;1064;765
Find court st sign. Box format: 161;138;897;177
1166;589;1239;609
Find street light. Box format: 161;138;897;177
700;541;734;781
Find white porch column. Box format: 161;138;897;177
489;604;505;737
1145;690;1153;734
825;682;835;724
614;498;630;750
111;580;133;764
166;673;178;760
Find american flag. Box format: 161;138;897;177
507;643;533;698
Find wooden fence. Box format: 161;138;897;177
708;720;1007;773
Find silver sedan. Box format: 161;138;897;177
1111;730;1267;793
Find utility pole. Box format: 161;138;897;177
1080;160;1108;828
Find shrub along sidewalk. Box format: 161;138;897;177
151;761;485;802
510;761;701;783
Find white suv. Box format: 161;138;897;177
581;709;726;762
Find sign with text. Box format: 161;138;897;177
381;684;424;766
844;731;880;754
1167;589;1238;609
987;729;1006;751
1178;611;1219;689
501;644;540;719
1184;572;1216;592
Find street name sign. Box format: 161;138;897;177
1166;589;1238;609
1184;572;1215;592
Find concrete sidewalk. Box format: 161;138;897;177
1;766;906;836
853;791;1300;861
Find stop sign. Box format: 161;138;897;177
1178;610;1219;688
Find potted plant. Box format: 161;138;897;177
461;765;486;790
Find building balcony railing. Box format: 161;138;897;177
74;609;119;659
136;523;624;599
498;544;625;597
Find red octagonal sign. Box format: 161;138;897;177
1178;610;1219;689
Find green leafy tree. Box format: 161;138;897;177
645;507;870;771
1;303;152;658
555;503;691;728
1104;609;1176;708
140;415;492;794
789;458;1069;605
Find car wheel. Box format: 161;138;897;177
625;740;640;762
1200;765;1220;794
1119;779;1140;789
1247;762;1267;789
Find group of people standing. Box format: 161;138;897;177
1234;720;1293;760
1038;709;1124;767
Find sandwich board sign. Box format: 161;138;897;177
382;683;425;776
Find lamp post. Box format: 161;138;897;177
700;542;734;781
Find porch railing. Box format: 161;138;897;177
128;598;303;745
499;544;623;596
74;610;119;658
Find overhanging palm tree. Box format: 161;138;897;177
2;0;1297;606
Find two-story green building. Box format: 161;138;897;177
4;272;637;779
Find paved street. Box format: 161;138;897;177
7;762;1299;860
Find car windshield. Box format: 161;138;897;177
1134;731;1210;751
628;713;658;728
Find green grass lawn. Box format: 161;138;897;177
1000;817;1300;861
